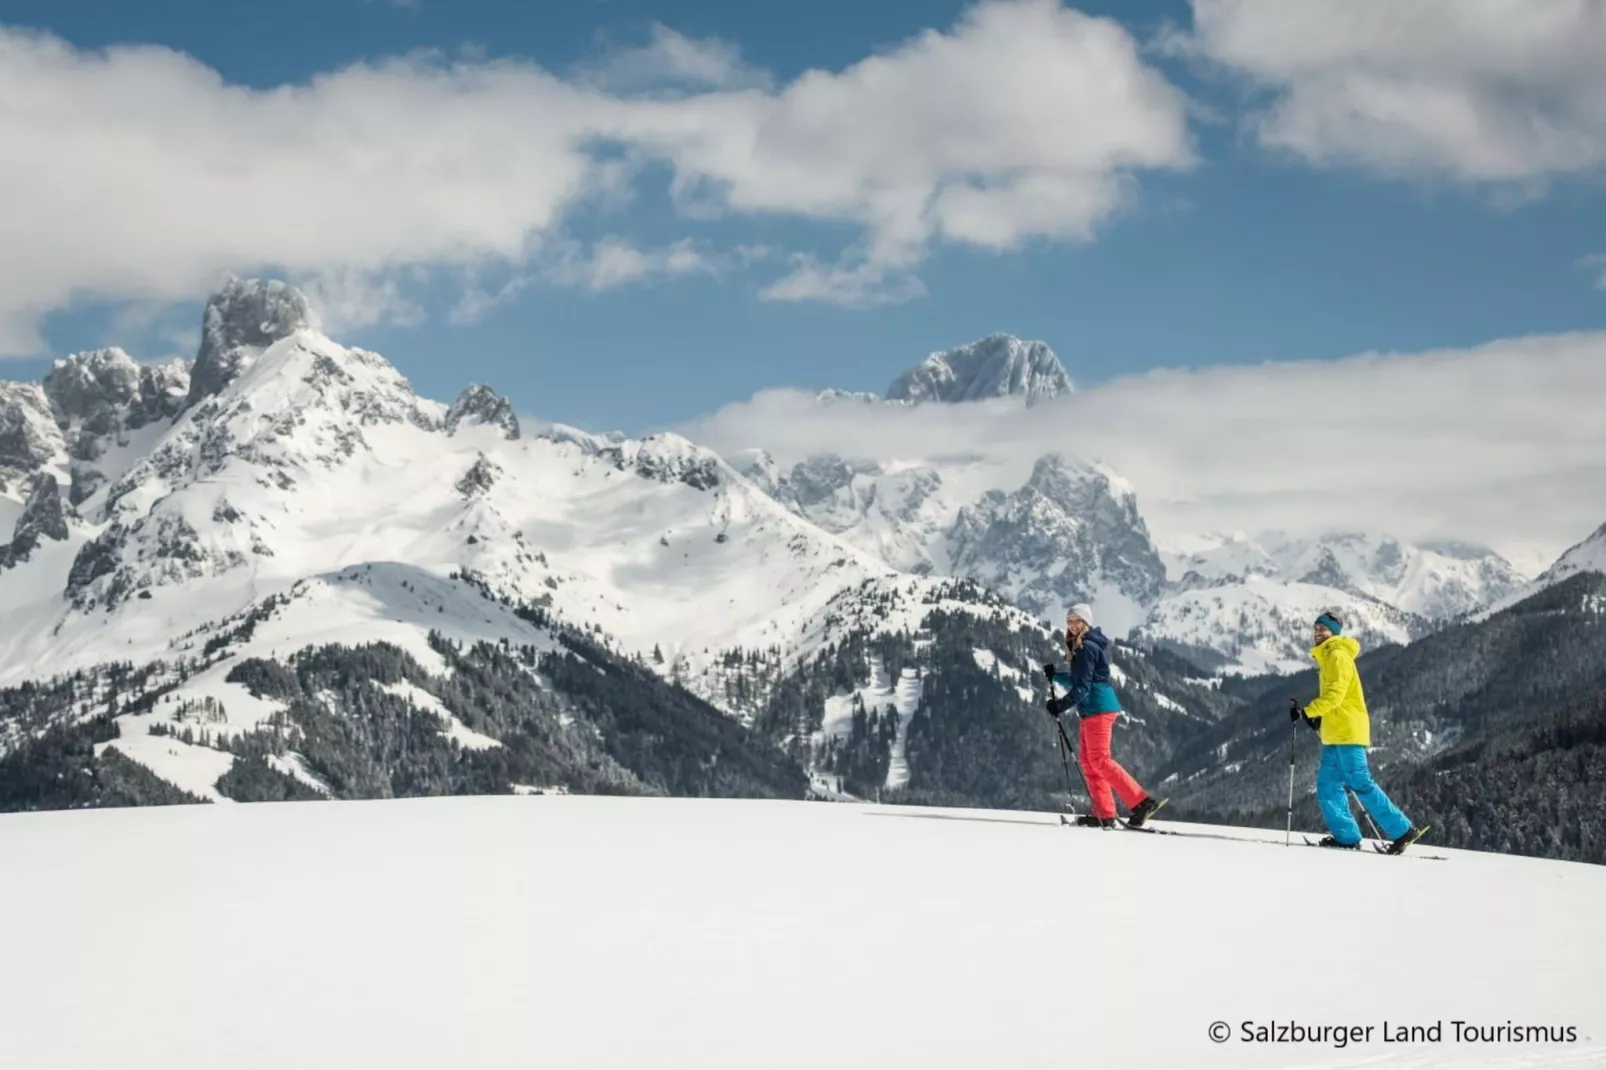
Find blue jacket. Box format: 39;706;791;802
1049;628;1122;716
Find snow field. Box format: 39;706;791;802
1;794;1603;1070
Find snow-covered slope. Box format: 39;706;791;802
741;449;1166;635
3;794;1604;1070
1127;529;1523;673
1482;521;1606;618
1132;578;1423;675
5;279;1084;789
1161;530;1526;621
0;282;891;681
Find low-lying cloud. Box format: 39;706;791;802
673;330;1606;570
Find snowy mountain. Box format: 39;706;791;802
0;279;926;688
1161;529;1527;621
1480;521;1606;618
1123;529;1528;673
809;333;1073;407
885;333;1073;405
4;279;1104;803
1131;579;1426;675
737;449;1166;634
6;795;1606;1070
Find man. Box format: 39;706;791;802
1045;603;1165;828
1291;611;1427;854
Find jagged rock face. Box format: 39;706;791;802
885;334;1073;406
0;473;70;570
603;435;724;491
445;385;520;441
0;384;65;495
40;350;192;504
1296;547;1352;591
43;349;141;426
785;455;872;513
187;278;317;407
70;334;429;610
456;454;502;498
948;453;1166;619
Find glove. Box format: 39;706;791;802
1305;715;1322;732
1043;663;1056;681
1288;698;1302;722
1045;696;1065;718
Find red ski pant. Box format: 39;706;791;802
1078;712;1146;819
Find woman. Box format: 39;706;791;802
1044;603;1165;828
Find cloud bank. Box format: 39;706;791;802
0;0;1193;355
1171;0;1606;189
672;330;1606;570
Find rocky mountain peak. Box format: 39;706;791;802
948;451;1166;627
445;385;521;441
885;334;1073;406
187;278;318;407
43;348;141;419
0;473;70;571
1;383;64;495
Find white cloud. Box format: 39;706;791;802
1169;0;1606;188
757;256;927;308
295;267;428;335
0;1;1194;355
571;23;772;94
1581;253;1606;290
672;330;1606;567
620;0;1195;297
548;237;722;290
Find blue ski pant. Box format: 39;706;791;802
1316;744;1412;845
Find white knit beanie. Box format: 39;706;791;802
1067;602;1094;627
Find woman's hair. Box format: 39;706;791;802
1066;626;1084;655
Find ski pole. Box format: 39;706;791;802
1286;714;1296;847
1048;674;1097;817
1348;786;1385;843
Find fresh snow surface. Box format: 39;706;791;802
2;795;1604;1070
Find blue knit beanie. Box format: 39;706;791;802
1314;612;1344;635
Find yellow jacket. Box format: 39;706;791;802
1305;635;1370;746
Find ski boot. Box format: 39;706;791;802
1074;815;1117;828
1384;825;1430;855
1316;836;1360;850
1127;796;1168;828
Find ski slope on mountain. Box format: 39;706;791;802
2;794;1603;1070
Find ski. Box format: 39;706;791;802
1374;825;1432;855
1302;834;1446;861
1060;813;1174;834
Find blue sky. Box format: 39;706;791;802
2;0;1603;435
